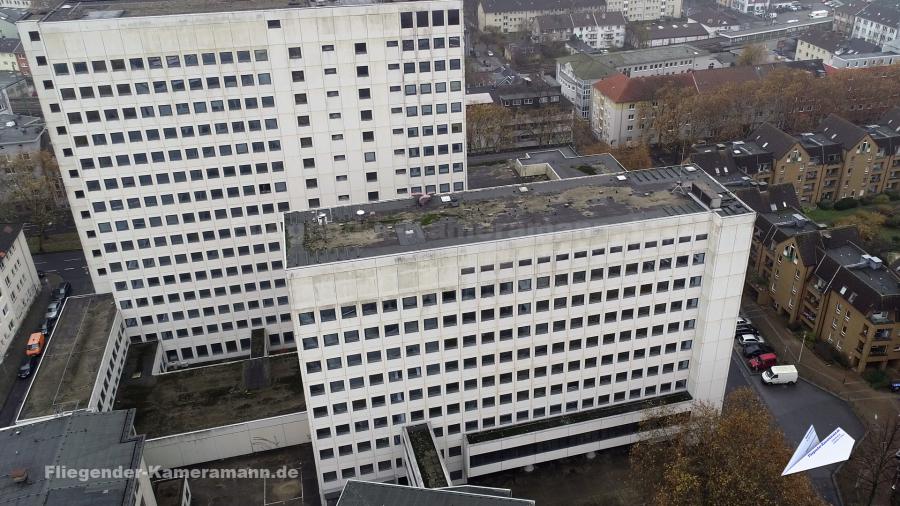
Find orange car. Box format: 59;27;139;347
26;332;45;356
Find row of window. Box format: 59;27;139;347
303;320;696;375
298;270;705;325
400;9;461;28
162;328;293;361
77;139;282;172
62;95;276;125
120;276;285;311
72;118;278;149
59;73;272;101
49;50;271;77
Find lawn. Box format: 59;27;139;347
803;201;900;244
26;231;82;254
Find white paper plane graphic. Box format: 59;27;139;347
782;425;855;476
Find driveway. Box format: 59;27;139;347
727;348;865;504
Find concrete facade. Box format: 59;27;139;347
18;0;467;363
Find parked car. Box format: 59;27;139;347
735;324;758;336
18;356;38;379
52;281;72;301
738;333;765;346
26;332;46;357
40;319;54;336
762;364;798;385
890;379;900;392
749;352;778;371
45;301;61;321
742;343;775;357
736;316;753;327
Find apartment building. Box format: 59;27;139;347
851;0;900;46
531;12;626;49
833;1;868;36
19;0;467;363
795;31;880;66
692;113;900;203
557;44;712;121
607;0;684;21
476;0;605;33
0;223;39;356
736;183;900;372
284;167;755;501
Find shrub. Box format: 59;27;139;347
833;198;859;211
860;194;876;206
813;340;850;368
817;200;834;210
863;368;891;390
885;190;900;201
871;194;891;205
885;215;900;228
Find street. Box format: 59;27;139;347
32;250;93;296
727;342;865;504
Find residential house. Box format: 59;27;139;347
795;30;881;66
477;0;605;33
467;76;574;152
851;0;900;46
591;72;696;146
591;61;826;147
607;0;683;21
833;1;868;36
12;39;26;76
830;51;900;69
556;44;716;119
0;223;39;357
629;21;713;48
532;12;626;49
820;113;889;199
687;6;742;35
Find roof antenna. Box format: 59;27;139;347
671;180;688;195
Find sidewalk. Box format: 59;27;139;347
740;298;899;423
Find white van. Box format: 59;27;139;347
809;10;829;18
762;365;798;385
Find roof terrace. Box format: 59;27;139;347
284;166;753;268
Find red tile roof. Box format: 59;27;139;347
593;72;695;103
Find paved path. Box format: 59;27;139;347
33;250;93;296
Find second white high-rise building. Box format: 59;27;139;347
19;0;466;363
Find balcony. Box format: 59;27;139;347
873;328;893;341
870;312;894;325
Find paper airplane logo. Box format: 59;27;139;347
782;425;855;476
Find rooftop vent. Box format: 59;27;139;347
10;469;27;484
868;256;883;270
518;186;529;193
616;175;627;181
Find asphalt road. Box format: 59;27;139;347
32;250;93;296
0;275;57;427
727;348;865;504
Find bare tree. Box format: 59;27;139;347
0;151;65;253
850;416;900;506
466;104;514;153
737;43;768;66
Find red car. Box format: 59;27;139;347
749;353;777;372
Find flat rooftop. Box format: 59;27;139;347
179;444;319;506
337;481;534;506
35;0;430;22
285;165;752;268
19;293;118;421
515;149;625;179
0;410;143;505
114;344;304;438
468;163;550;190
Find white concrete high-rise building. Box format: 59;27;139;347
18;0;467;363
284;166;755;502
0;223;40;356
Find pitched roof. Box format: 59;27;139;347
593;72;695;103
480;0;603;14
0;37;18;54
819;113;868;150
557;52;617;80
749;123;799;159
798;30;880;55
687;6;741;27
734;183;800;213
535;11;624;31
855;0;900;28
881;106;900;132
0;223;22;257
